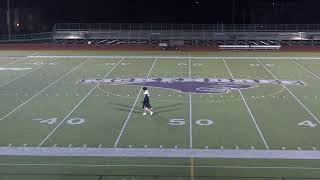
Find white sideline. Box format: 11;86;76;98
0;59;89;121
38;58;126;147
222;59;270;150
0;162;320;170
113;58;158;148
257;59;320;124
28;55;320;60
1;147;320;160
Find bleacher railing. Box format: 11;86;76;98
54;23;320;32
0;32;52;42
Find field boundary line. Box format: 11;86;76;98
28;55;320;60
38;58;126;147
0;162;320;170
0;58;56;89
0;59;89;121
257;59;320;124
223;58;270;150
113;58;158;148
2;147;320;159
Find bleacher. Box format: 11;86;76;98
219;45;281;51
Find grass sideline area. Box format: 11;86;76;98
1;50;320;179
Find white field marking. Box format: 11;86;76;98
0;59;89;122
113;58;158;148
290;58;320;80
28;55;320;60
0;56;27;68
1;162;320;170
0;58;57;89
257;59;320;124
223;59;270;150
5;147;320;159
188;52;193;149
38;58;126;147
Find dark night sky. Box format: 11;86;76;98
2;0;320;24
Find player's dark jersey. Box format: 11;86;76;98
143;94;152;109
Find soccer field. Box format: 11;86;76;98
1;50;320;179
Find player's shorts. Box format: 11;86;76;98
143;102;151;109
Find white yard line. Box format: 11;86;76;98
0;58;56;89
290;58;320;80
0;59;89;121
28;55;320;60
113;58;158;148
257;59;320;124
223;59;270;150
0;162;320;170
188;52;193;149
2;147;320;160
38;58;126;147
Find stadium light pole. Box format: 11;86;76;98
7;0;11;40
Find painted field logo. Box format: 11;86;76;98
79;77;304;94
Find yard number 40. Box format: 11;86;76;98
33;118;85;125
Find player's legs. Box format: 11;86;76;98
144;104;153;116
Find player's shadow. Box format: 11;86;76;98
110;102;183;116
